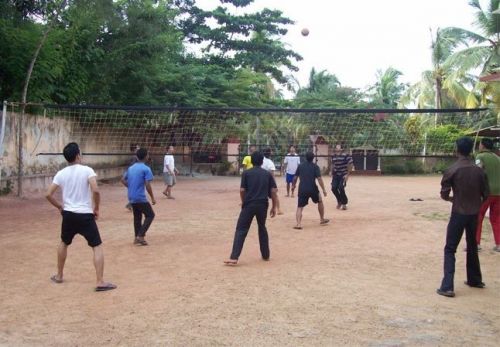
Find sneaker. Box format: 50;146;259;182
436;288;455;297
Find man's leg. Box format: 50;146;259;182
318;200;326;222
132;204;142;239
475;198;490;245
439;212;465;292
331;176;342;208
93;244;105;285
295;207;304;228
338;177;348;207
489;196;500;247
139;203;155;237
255;204;270;260
286;182;290;196
227;205;255;262
464;214;482;286
54;242;68;282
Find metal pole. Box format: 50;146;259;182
18;105;24;197
0;101;7;187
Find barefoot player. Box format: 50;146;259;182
45;142;116;291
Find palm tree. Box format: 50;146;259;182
368;67;407;107
400;27;478;109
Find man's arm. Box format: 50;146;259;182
440;170;453;202
45;183;62;212
145;181;156;205
317;177;327;197
120;176;128;187
89;176;101;219
270;188;278;217
240;188;245;205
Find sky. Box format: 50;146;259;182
195;0;485;93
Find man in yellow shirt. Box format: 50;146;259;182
242;145;256;170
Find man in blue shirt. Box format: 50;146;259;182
121;148;156;245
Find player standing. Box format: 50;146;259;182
283;145;300;197
163;145;179;199
45;142;116;291
122;148;156;246
292;151;329;229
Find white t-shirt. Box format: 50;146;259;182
164;154;175;173
52;164;97;214
284;154;300;174
262;157;276;172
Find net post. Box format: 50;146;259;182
17;103;24;197
0;101;7;188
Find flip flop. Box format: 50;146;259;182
293;226;303;230
320;219;330;225
135;239;148;246
50;275;63;284
223;259;238;266
95;283;117;292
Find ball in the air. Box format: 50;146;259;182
301;28;309;36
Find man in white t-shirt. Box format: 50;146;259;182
45;142;116;292
163;145;179;199
263;148;283;215
283;145;300;197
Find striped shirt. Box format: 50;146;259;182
332;153;353;177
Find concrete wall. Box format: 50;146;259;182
0;111;133;195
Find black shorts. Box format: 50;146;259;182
298;191;320;208
61;211;102;247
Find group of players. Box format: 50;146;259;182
44;138;499;296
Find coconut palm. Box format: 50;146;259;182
368;67;407;107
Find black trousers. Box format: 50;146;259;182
439;212;482;291
331;175;348;205
131;202;155;238
230;202;270;260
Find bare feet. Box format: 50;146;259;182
50;275;63;284
223;259;238;266
336;204;341;209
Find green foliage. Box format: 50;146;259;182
426;124;470;154
381;158;424;175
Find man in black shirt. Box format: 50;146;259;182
224;151;278;265
437;137;489;298
292;152;329;229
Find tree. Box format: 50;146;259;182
367;67;407;107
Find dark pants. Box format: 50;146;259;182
439;212;482;291
331;175;348;205
230;202;270;260
131;202;155;238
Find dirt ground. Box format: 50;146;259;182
0;175;499;346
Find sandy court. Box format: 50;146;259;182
0;175;499;346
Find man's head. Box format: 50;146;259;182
167;145;175;153
455;137;473;156
136;148;148;161
63;142;81;163
249;145;256;154
289;145;296;154
251;151;264;166
305;151;314;162
263;147;272;159
480;138;494;151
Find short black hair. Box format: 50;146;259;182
63;142;80;162
263;147;272;158
251;151;264;166
456;137;473;156
481;138;494;150
305;151;314;162
136;148;148;160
